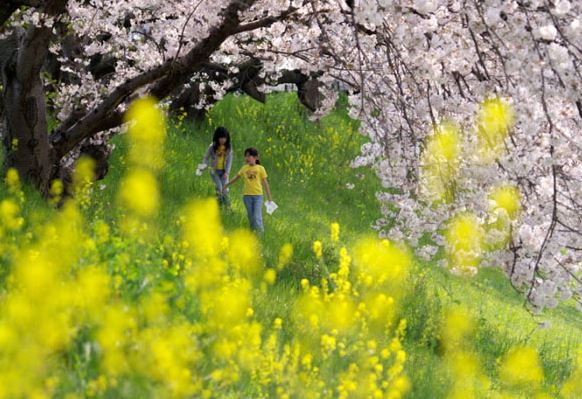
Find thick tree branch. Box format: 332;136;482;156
52;0;299;158
232;6;297;34
83;61;318;134
51;0;257;157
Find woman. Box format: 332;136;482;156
200;126;233;207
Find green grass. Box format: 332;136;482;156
106;93;581;396
3;92;582;397
91;93;382;279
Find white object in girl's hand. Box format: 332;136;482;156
265;201;278;215
195;163;207;176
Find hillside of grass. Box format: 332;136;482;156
1;92;581;398
107;93;581;396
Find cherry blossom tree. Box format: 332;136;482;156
0;0;302;192
1;0;581;310
343;0;582;311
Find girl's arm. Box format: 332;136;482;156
262;178;273;202
223;174;241;191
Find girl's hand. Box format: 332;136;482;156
224;175;240;191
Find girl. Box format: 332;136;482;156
201;127;233;207
223;147;273;233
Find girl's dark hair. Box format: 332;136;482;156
212;127;231;151
244;147;260;165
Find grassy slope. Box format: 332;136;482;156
7;93;581;397
104;93;581;397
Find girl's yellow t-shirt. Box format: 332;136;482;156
216;145;226;170
237;164;267;195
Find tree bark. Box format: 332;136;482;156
0;0;68;193
1;29;54;193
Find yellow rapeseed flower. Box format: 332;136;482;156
445;213;484;274
364;293;395;331
421;121;462;203
277;243;294;270
489;184;521;220
499;346;543;388
476;97;514;163
5;168;21;194
183;198;223;259
141;324;199;397
140;292;169;324
201;281;250;327
72;156;96;207
228;229;260;276
75;266;111;320
124;96;166;171
312;240;323;259
93;220;110;244
119;169;159;217
0;199;23;230
442;307;473;349
324;297;356;333
353;238;411;288
97;305;136;376
485;184;521;250
264;269;277;285
331;222;340;242
49;179;64;205
321;334;337;353
72;156;95;192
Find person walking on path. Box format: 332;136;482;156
223;147;273;233
200;127;233;208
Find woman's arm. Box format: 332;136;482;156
223;174;241;191
225;147;233;178
201;144;213;165
262;178;273;202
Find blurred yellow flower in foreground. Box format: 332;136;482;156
119;169;159;217
312;240;323;258
476;97;514;163
489;184;521;220
124;96;166;171
499;346;544;388
331;222;340;242
421;121;461;203
445;213;484;274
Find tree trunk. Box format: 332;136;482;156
1;29;56;194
